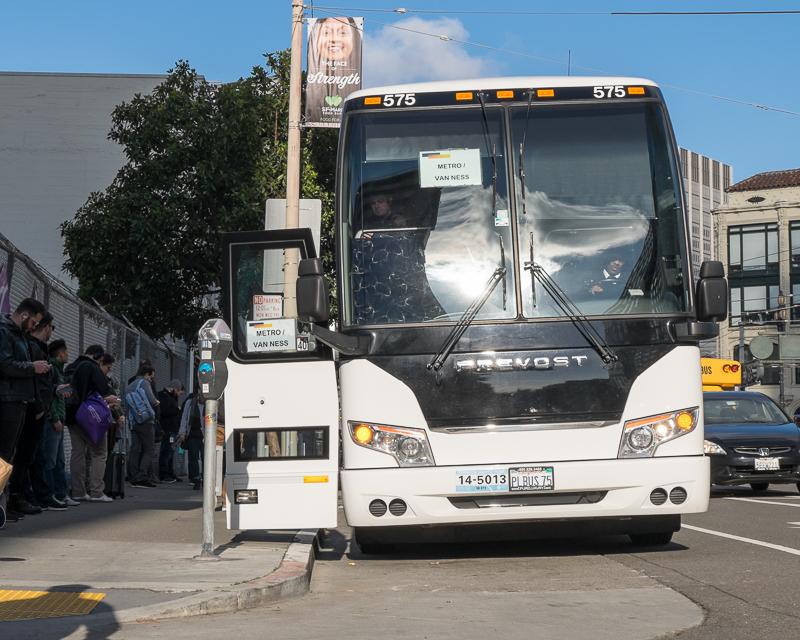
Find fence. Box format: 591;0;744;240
0;231;190;393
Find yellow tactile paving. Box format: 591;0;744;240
0;589;106;621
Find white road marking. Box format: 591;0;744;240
725;497;800;508
682;524;800;556
788;522;800;529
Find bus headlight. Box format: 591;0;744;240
618;408;699;458
348;422;435;467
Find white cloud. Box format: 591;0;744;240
362;17;500;87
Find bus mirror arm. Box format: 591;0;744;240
305;323;373;357
670;320;719;342
671;260;726;342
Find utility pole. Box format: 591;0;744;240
283;0;304;317
738;320;746;390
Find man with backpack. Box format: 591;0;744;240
65;344;118;502
126;363;160;488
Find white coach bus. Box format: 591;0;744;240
221;77;727;552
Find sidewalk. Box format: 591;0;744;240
0;482;316;632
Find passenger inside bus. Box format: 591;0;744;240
351;185;444;324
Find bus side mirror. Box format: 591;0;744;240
696;261;727;322
297;258;330;323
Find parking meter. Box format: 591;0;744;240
195;318;232;560
197;318;232;401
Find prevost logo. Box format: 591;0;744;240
455;354;590;372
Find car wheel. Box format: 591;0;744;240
750;482;769;492
629;531;673;546
796;482;800;494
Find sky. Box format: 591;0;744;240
1;1;798;181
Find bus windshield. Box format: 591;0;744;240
341;107;515;326
340;100;690;327
512;102;688;318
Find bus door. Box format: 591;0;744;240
222;229;339;530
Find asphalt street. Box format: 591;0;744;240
618;483;800;639
6;482;800;640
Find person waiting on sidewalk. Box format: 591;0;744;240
65;344;118;502
100;353;125;454
157;379;183;483
31;339;79;509
178;391;203;490
0;298;49;524
8;311;57;515
127;363;160;488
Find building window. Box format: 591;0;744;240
691;152;699;183
723;165;731;189
702;156;710;187
729;284;780;325
728;223;778;273
712;160;720;189
680;148;688;179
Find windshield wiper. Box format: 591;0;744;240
518;89;533;216
428;265;507;373
497;232;507;311
478;91;498;220
523;233;617;366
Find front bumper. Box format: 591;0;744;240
342;455;709;528
710;454;800;486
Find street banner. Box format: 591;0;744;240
305;16;363;128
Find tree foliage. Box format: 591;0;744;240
62;52;335;341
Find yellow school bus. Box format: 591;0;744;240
701;358;742;391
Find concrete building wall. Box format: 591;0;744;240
715;184;800;411
678;148;732;358
0;72;166;283
678;147;732;272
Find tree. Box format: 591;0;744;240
62;52;334;341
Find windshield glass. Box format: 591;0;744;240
341;107;516;326
704;396;789;425
512;102;689;317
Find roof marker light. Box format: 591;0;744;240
537;89;555;98
496;90;514;99
627;86;646;95
364;96;381;105
455;91;473;101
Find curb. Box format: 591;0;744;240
57;529;318;628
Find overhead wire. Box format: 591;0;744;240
306;6;800;117
308;5;800;17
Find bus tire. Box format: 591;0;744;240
750;482;769;493
628;531;673;547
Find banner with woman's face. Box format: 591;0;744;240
305;16;363;128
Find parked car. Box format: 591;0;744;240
703;391;800;493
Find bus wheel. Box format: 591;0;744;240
750;482;769;493
629;531;673;547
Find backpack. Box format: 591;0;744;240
125;379;155;425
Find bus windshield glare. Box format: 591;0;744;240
341;100;689;327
